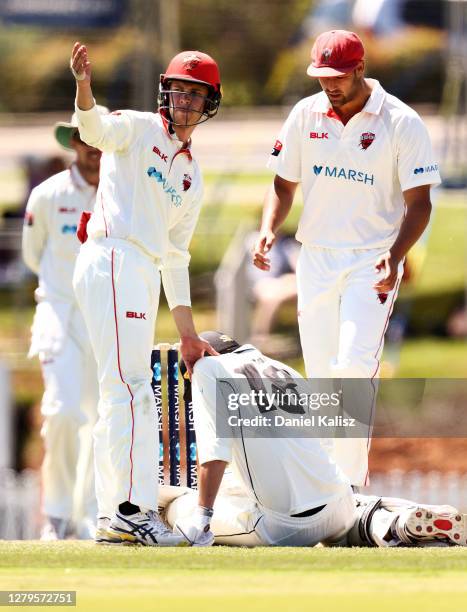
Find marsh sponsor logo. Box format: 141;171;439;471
313;164;374;185
147;166;182;206
414;164;438;175
61;224;77;234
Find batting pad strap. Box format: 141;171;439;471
359;497;383;546
161;266;191;310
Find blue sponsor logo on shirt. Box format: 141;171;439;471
414;164;438;175
147;166;182;207
313;164;374;185
61;224;77;234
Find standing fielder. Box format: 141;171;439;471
22;109;108;539
70;42;221;546
253;30;441;487
164;333;466;549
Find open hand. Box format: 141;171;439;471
70;42;92;83
374;251;401;293
252;229;276;271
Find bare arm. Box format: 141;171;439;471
197;460;228;508
253;175;298;271
374;184;432;292
70;42;94;110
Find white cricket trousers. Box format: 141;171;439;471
39;307;98;522
73;238;161;517
296;245;403;487
166;485;356;547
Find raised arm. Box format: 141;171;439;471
70;42;94;111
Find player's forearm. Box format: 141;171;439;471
390;199;432;262
198;460;227;508
260;177;296;233
76;81;95;111
171;305;197;340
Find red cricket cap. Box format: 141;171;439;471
307;30;364;77
162;51;221;94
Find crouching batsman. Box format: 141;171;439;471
164;332;467;548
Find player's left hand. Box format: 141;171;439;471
374;251;401;293
180;335;219;377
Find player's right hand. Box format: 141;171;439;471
70;42;92;83
252;230;276;271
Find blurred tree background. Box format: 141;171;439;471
0;0;445;112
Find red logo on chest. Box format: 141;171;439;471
377;293;388;305
59;207;77;213
153;146;168;163
310;132;329;139
183;174;192;191
360;132;375;150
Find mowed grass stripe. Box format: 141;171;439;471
1;544;466;612
1;541;467;570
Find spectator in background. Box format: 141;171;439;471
22;106;109;539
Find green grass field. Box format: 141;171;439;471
1;543;466;612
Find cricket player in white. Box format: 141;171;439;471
169;332;357;547
253;30;441;487
22;109;109;539
69;42;221;546
164;333;467;549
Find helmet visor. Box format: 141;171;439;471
160;87;218;127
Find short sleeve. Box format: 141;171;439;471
396;113;441;191
266;103;302;183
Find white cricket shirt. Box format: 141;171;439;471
268;79;441;249
192;345;350;515
22;164;97;302
75;105;203;309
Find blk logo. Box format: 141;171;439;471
310;132;329;139
153;146;168;162
126;311;146;320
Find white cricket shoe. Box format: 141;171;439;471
40;517;72;541
94;517;123;545
398;506;467;546
173;517;215;547
107;510;187;546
